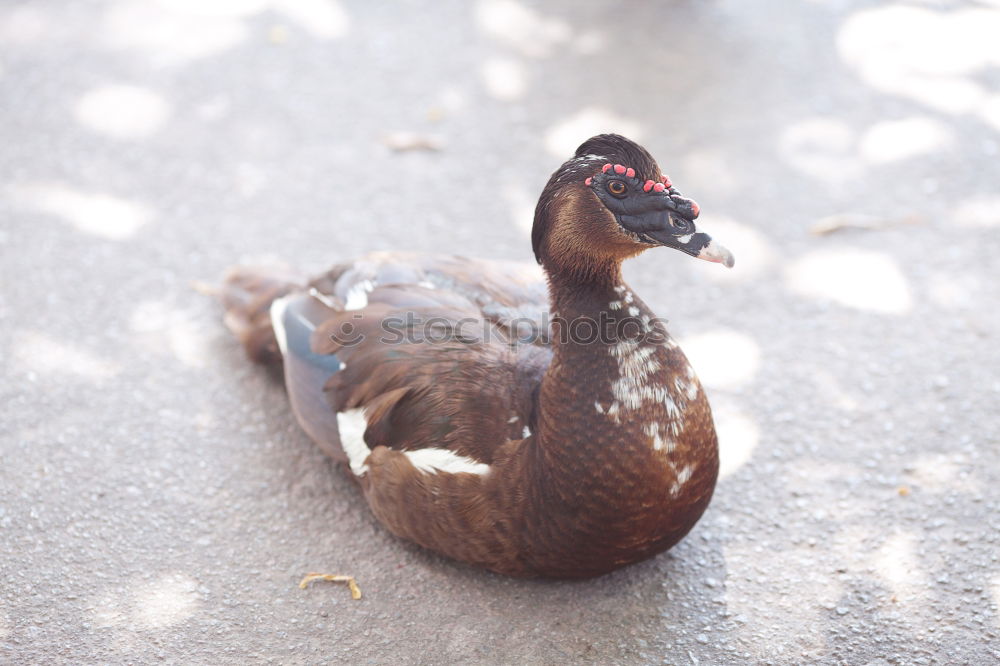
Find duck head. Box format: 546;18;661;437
532;134;734;275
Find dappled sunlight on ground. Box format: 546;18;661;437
0;4;69;46
268;0;349;39
130;301;213;369
543;107;644;158
100;1;250;65
981;97;1000;134
809;368;861;413
135;573;200;629
434;86;470;117
838;3;1000;119
7;183;152;240
87;573;201;632
778;111;962;185
784;247;913;315
858;116;953;165
156;0;269;17
99;0;348;67
90;591;127;629
13;332;121;382
954;194;1000;229
924;269;983;311
474;0;571;59
873;530;925;604
712;401;759;480
75;84;171;140
676;327;762;480
680;329;761;391
905;452;983;496
480;57;528;101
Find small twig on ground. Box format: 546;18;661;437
383;132;443;152
299;573;363;600
810;213;922;236
190;279;219;296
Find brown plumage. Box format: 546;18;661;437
221;134;735;578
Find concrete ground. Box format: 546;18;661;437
3;1;999;663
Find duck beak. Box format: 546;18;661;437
696;238;735;268
641;221;736;269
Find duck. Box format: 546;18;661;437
220;134;734;579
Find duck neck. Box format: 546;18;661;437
544;259;624;317
536;258;634;455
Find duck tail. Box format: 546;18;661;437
219;265;306;365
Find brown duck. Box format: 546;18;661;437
222;134;734;579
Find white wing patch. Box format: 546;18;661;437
269;296;291;356
337;410;490;477
404;448;490;476
337;408;371;476
343;279;375;311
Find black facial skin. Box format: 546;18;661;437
589;169;712;258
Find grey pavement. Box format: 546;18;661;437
2;1;1000;664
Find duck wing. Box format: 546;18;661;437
309;251;551;345
281;252;551;466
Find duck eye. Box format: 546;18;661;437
671;217;692;233
607;180;627;196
